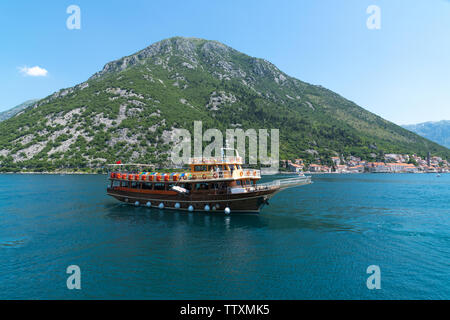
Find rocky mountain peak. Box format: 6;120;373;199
90;37;282;84
91;37;232;79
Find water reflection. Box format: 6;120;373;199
103;203;267;230
103;202;359;233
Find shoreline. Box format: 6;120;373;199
0;172;104;175
0;171;445;175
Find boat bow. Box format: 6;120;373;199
257;176;312;191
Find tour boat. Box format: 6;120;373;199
106;151;312;214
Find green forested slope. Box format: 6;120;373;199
0;37;448;172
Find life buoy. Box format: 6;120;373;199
253;171;257;176
192;175;196;180
183;175;187;180
246;171;250;176
213;172;218;178
240;171;243;177
110;173;115;179
116;173;121;179
202;174;206;180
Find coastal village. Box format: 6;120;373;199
281;153;450;174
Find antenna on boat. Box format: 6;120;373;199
222;140;239;159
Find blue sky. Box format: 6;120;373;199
0;0;449;125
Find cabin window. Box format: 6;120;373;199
113;180;120;187
183;183;194;190
236;180;241;185
154;183;165;191
142;183;153;190
195;183;209;190
194;165;207;172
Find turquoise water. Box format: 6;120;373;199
0;173;449;299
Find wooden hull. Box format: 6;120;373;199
106;187;281;213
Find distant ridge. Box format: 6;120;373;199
403;120;450;149
0;99;39;122
0;37;448;171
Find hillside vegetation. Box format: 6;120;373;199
0;37;448;172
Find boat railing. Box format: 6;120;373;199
189;169;261;180
189;156;244;165
184;169;261;180
109;168;262;182
202;170;233;179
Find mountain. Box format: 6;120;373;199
0;37;449;172
402;121;450;149
0;99;39;122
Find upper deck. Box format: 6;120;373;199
108;149;262;183
109;165;261;183
108;156;261;183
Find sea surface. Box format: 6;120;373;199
0;173;449;299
